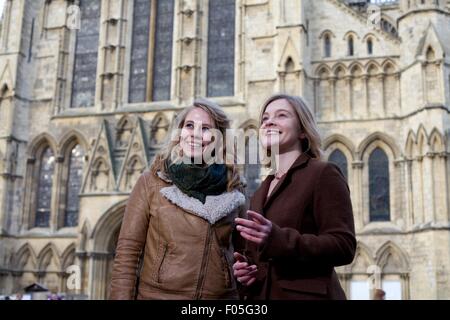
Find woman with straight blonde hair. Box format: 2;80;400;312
110;98;246;299
233;94;356;300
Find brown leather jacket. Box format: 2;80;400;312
110;171;246;300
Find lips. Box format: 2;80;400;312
186;140;206;148
265;129;281;135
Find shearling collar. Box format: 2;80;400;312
159;185;245;224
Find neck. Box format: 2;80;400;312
274;149;302;174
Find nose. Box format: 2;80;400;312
262;117;276;128
192;123;203;139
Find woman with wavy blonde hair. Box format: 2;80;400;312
233;94;356;300
111;98;246;300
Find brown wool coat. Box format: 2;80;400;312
243;153;356;300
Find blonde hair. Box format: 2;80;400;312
151;98;244;192
259;94;323;159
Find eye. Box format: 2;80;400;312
202;126;210;132
261;116;269;123
184;123;194;129
278;113;287;118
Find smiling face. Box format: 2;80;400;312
260;98;304;153
179;107;215;161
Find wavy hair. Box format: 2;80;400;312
259;94;323;159
150;98;244;192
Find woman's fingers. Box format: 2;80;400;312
234;266;257;277
236;225;266;238
247;210;269;225
233;252;247;263
235;218;264;231
239;231;264;245
246;277;257;286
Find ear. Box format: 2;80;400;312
299;132;306;139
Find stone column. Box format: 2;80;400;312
175;0;202;105
99;0;127;111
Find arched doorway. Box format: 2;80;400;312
90;201;126;299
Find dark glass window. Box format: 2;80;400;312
329;149;348;181
207;0;235;97
35;147;55;228
152;0;175;101
64;144;85;227
71;0;101;108
369;148;390;222
129;0;174;103
348;36;354;56
324;35;331;58
129;0;152;103
367;39;373;55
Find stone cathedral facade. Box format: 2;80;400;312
0;0;449;299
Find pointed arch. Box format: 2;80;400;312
358;132;400;160
61;243;76;271
0;83;13;98
428;128;444;153
37;243;61;270
91;200;128;252
238;119;259;131
284;57;295;72
127;154;145;166
405;130;416;158
14;243;37;270
366;61;381;75
92;157;110;171
343;31;360;40
426;46;436;61
27;133;58;158
382;60;397;74
362;33;379;43
278;36;300;69
323;134;355;158
350;242;375;274
0;61;15;98
349;62;364;77
332;63;347;78
416;125;429;156
150;112;170;146
78;220;91;252
58;129;89;157
316;64;332;78
319;29;336;40
117;115;135;131
376;241;410;273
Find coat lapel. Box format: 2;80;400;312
263;153;311;210
251;175;273;215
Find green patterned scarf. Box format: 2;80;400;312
166;161;228;204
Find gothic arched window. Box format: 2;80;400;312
207;0;236;97
35;147;55;227
329;149;348;181
64;144;85;227
324;34;331;58
369;148;390;222
71;0;101;108
129;0;175;103
367;38;373;55
348;36;354;56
